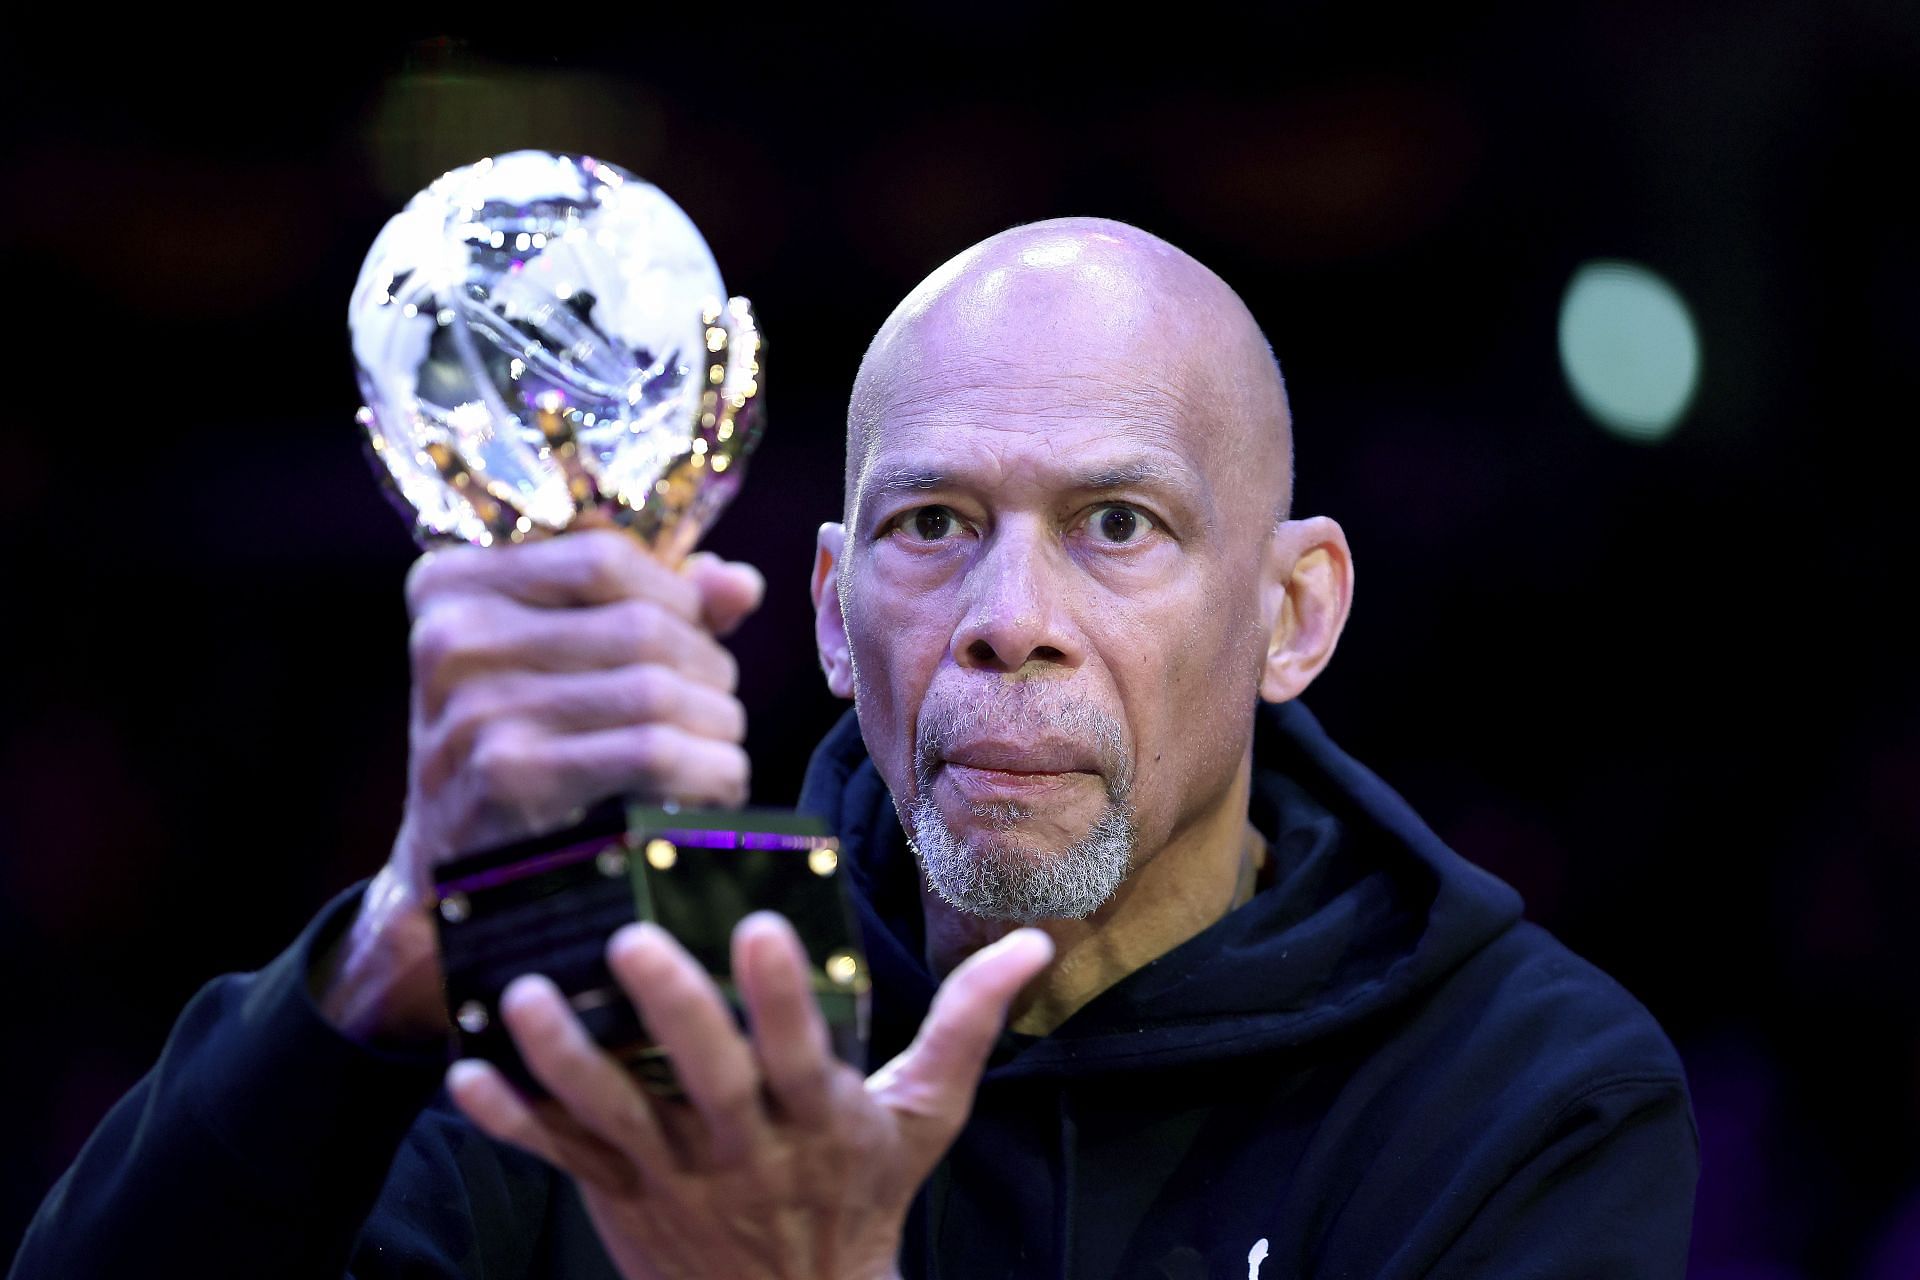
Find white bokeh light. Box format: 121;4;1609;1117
1557;260;1701;443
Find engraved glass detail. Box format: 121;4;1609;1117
350;151;759;550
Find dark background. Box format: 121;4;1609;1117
4;8;1917;1275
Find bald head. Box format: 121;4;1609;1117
846;218;1293;527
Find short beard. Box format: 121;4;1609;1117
903;689;1137;924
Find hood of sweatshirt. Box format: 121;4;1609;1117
796;697;1524;1083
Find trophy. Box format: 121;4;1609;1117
349;151;866;1093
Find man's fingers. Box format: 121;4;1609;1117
869;930;1053;1133
408;530;705;619
420;667;746;792
608;923;773;1169
436;721;749;843
685;553;766;638
538;724;751;809
412;594;739;715
492;978;682;1185
448;1058;558;1160
446;1058;643;1197
734;913;836;1130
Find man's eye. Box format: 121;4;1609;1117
906;506;964;541
1087;504;1154;545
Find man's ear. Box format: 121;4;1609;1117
812;523;856;700
1259;516;1355;703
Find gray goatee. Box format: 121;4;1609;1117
904;686;1136;923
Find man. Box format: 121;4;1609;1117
13;219;1696;1278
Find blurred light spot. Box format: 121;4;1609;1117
825;951;863;987
365;53;661;201
1558;260;1700;443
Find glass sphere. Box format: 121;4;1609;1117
350;151;732;547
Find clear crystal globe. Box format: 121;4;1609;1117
350;151;760;549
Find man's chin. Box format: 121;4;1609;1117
934;799;1109;857
908;788;1139;924
947;824;1095;866
934;767;1105;835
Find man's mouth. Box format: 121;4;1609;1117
912;688;1134;810
942;738;1099;770
944;761;1087;781
941;763;1093;805
935;742;1101;800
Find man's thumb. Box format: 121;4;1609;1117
686;552;766;636
868;929;1053;1139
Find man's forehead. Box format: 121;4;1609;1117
864;358;1204;432
849;345;1230;521
855;246;1218;474
856;418;1205;504
847;219;1293;521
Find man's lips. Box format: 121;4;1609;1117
934;741;1103;799
940;762;1094;800
940;740;1100;774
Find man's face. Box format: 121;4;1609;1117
834;246;1281;920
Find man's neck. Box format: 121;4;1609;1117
919;754;1263;1036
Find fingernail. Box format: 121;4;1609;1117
447;1059;489;1092
616;920;677;967
732;562;767;597
501;972;556;1010
736;912;793;971
738;909;786;937
1012;928;1055;962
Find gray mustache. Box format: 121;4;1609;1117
914;684;1133;801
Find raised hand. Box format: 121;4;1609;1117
448;913;1053;1280
318;531;764;1046
395;533;760;886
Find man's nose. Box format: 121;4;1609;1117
950;525;1085;674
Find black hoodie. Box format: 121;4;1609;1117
11;701;1695;1279
811;700;1696;1278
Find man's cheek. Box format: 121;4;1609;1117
857;591;950;676
846;614;925;751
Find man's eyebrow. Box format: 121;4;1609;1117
1077;459;1183;490
859;457;1195;504
863;467;948;499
